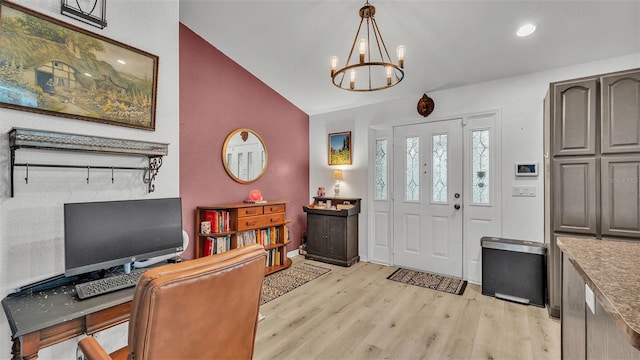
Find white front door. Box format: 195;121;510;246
392;119;463;278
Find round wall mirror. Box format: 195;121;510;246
222;128;268;184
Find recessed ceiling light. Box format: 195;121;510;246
517;24;536;37
117;59;126;65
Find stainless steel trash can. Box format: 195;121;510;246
481;237;546;307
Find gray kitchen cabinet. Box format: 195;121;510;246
601;70;640;154
552;78;598;156
544;67;640;319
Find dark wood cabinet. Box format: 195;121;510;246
303;197;360;267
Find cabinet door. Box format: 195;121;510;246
601;71;640;154
587;294;640;360
326;216;346;260
553;158;598;234
553;79;598;156
601;156;640;237
306;214;325;255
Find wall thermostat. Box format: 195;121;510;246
515;162;538;176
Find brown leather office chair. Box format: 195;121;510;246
78;244;267;360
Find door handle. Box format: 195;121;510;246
454;204;461;210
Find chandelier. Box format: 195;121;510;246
330;1;405;91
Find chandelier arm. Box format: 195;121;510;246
337;70;347;89
366;17;372;89
345;18;366;68
370;18;394;64
337;17;365;89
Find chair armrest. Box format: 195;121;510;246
78;336;112;360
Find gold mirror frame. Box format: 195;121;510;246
222;128;268;184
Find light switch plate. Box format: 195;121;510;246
585;283;596;315
512;185;536;197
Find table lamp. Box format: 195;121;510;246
332;170;343;196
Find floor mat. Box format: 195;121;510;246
387;268;467;295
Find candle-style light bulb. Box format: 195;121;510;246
350;70;356;89
386;66;392;85
358;39;367;63
330;56;339;77
397;45;406;68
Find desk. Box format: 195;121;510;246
2;284;135;360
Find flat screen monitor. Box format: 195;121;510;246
64;197;184;277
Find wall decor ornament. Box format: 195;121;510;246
328;131;352;166
60;0;107;29
417;93;435;117
0;1;159;130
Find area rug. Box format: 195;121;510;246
261;263;331;304
387;268;467;295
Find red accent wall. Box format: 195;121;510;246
179;24;309;259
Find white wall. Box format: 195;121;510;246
0;1;179;358
309;53;640;268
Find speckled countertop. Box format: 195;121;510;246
557;236;640;351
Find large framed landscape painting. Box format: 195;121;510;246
328;131;352;166
0;1;158;130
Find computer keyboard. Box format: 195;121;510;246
75;268;147;300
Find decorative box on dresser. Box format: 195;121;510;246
302;197;361;267
194;200;292;275
544;68;640;318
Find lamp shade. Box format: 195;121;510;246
332;170;343;181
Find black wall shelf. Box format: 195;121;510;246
9;128;169;197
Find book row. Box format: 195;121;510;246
201;210;231;234
237;225;288;247
266;248;283;267
203;235;231;256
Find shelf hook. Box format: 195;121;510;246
25;164;29;184
87;166;90;184
111;167;114;184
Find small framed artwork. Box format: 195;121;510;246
515;162;538;176
328;131;352;166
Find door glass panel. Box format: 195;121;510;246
237;153;245;180
406;136;419;201
247;152;254;180
472;129;490;204
375;139;388;200
432;134;448;203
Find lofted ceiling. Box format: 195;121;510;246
179;1;640;116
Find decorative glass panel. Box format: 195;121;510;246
375;139;388;200
472;129;490;204
237;153;245;180
432;134;448;203
405;136;419;201
247;152;254;180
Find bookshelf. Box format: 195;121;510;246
195;200;292;275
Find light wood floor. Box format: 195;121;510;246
254;256;560;360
